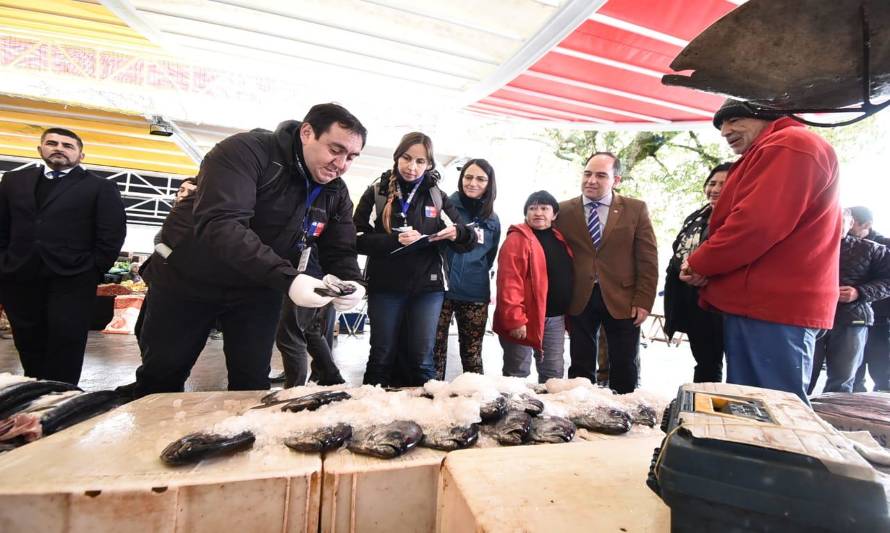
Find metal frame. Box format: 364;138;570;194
0;156;185;226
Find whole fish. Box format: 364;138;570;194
347;421;423;459
421;424;479;451
490;410;532;446
571;406;633;435
281;390;351;412
479;395;508;423
284;424;352;453
0;380;80;419
528;416;576;444
160;431;255;466
508;394;544;417
40;390;121;436
632;404;658;428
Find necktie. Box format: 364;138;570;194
587;202;602;249
50;170;62;179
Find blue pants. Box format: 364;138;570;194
364;291;444;387
723;314;818;403
500;315;566;383
810;325;867;393
854;322;890;392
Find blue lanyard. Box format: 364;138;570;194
302;177;324;237
398;177;424;219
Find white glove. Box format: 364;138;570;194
322;274;365;311
288;274;334;308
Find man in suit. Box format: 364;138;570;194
0;128;126;385
554;152;658;393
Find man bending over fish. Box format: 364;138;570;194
121;103;367;397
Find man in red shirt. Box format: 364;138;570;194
681;99;841;402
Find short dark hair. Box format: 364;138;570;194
523;190;559;215
459;158;497;220
302;103;367;148
41;127;83;150
703;162;732;188
584;151;621;175
850;206;874;225
181;177;197;186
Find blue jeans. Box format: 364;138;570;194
364;291;444;387
723;314;817;404
500;315;566;383
810;325;867;393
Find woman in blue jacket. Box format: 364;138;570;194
433;159;500;379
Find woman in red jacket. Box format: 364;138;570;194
494;191;574;383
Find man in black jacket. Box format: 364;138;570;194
809;208;890;394
129;103;366;396
849;206;890;391
0;128;126;384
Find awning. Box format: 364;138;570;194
0;94;199;175
469;0;744;128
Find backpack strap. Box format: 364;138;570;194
256;130;285;193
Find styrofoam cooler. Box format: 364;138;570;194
0;392;321;533
321;447;447;532
437;436;670;532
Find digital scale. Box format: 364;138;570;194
648;383;890;532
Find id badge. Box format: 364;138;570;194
474;227;484;245
297;246;311;273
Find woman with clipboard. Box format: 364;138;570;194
354;132;476;386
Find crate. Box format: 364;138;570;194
321;447;446;532
438;436;669;532
0;392;321;533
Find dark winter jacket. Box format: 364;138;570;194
664;204;712;337
0;165;126;280
443;193;500;303
834;235;890;326
145;120;361;299
354;171;475;294
865;230;890;320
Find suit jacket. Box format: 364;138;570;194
555;193;658;318
0;165;127;279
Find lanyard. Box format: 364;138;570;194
301;176;324;241
398;177;424;220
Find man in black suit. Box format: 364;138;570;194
0;128;126;385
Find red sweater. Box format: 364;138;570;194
687;117;841;329
493;224;573;349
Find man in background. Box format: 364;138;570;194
0;128;126;384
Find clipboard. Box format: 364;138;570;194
390;234;431;256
